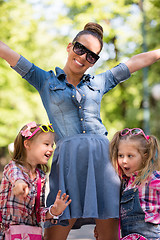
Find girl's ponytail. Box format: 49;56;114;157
148;135;160;169
137;135;160;184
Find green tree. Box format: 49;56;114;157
55;0;160;139
0;0;56;152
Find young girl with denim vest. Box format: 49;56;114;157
0;122;71;240
109;128;160;239
0;22;160;240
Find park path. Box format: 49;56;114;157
68;225;95;240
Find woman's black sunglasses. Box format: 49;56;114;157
72;41;100;64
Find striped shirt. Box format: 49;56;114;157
0;161;48;237
123;171;160;224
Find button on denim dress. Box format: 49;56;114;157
13;56;130;229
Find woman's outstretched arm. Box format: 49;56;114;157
125;49;160;74
0;41;20;67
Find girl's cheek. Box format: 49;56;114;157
117;159;121;165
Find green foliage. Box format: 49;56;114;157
1;0;160;158
0;0;51;150
150;0;160;8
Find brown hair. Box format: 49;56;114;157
72;22;104;52
12;123;54;173
110;130;160;185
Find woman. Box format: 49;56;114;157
0;22;160;240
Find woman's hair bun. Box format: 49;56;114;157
84;22;103;40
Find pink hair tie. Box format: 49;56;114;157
146;135;150;140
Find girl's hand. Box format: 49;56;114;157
94;226;99;240
13;179;29;199
49;190;71;217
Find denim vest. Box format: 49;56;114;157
121;188;160;239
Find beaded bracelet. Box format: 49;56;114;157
48;204;63;219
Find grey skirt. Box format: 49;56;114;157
45;134;120;229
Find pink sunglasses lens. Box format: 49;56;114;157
131;129;142;135
121;129;129;135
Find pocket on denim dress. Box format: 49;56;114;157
83;85;102;119
49;83;66;105
86;85;102;106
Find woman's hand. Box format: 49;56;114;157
0;41;20;66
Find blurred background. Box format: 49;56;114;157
0;0;160;178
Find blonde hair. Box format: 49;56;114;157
110;130;160;185
12;123;54;173
72;22;104;52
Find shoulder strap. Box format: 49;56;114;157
35;169;41;223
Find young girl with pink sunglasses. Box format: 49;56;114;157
110;128;160;239
0;122;71;240
95;128;160;239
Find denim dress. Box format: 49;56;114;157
13;56;130;229
121;188;160;239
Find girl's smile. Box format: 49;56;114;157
25;131;54;170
